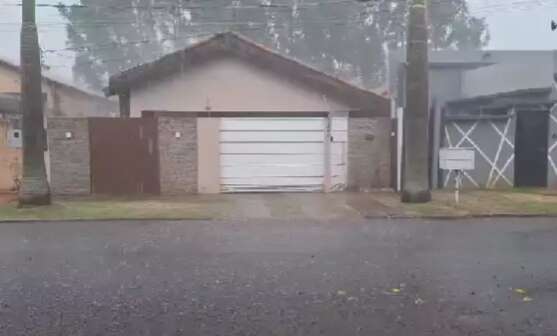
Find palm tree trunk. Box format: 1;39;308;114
19;0;51;206
401;0;431;203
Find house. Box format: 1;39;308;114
47;32;391;195
0;93;21;191
0;57;118;118
0;57;118;192
391;50;557;189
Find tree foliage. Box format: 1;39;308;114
60;0;489;90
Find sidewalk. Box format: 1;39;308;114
0;190;556;222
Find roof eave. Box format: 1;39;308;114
447;87;554;106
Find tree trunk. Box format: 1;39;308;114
19;0;51;206
401;0;431;203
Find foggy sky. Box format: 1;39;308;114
0;0;556;90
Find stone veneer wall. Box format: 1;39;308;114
157;116;198;194
47;118;91;195
347;117;392;191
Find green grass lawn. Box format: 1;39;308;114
0;198;215;221
402;190;557;217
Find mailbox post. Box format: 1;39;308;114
439;148;475;204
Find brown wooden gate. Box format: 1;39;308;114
89;118;159;195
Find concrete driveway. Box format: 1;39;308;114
0;217;556;335
216;192;394;219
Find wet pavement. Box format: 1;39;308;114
0;217;556;335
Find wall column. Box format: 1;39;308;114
47;118;91;195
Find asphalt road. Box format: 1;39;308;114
0;217;556;335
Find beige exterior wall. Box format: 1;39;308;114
197;118;220;194
0;121;21;191
46;83;118;117
0;66;20;93
0;147;20;192
129;57;350;117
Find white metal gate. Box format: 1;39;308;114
220;117;347;193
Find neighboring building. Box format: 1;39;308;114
0;58;118;118
391;50;557;189
47;32;391;195
0;94;21;191
0;57;118;192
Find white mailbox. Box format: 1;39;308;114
8;129;22;148
439;147;475;171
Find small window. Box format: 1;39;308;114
13;131;20;139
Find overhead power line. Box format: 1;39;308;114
42;26;263;54
1;0;362;11
41;17;372;55
0;0;553;12
3;0;553;70
0;0;554;28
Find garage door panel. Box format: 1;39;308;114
221;118;324;131
222;164;325;178
222;177;324;187
222;164;345;177
221;154;346;166
221;131;324;142
222;142;324;154
222;185;324;193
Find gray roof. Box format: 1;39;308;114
392;49;557;107
461;64;556;98
447;87;555;106
392;49;557;67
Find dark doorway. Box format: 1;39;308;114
89;118;160;195
515;110;549;187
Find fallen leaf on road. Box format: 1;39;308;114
391;288;401;294
523;296;533;302
514;288;527;295
337;290;347;296
414;297;425;305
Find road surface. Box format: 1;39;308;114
0;217;555;335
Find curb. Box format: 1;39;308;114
365;213;557;220
2;214;556;224
0;217;215;224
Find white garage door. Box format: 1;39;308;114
220;117;347;193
